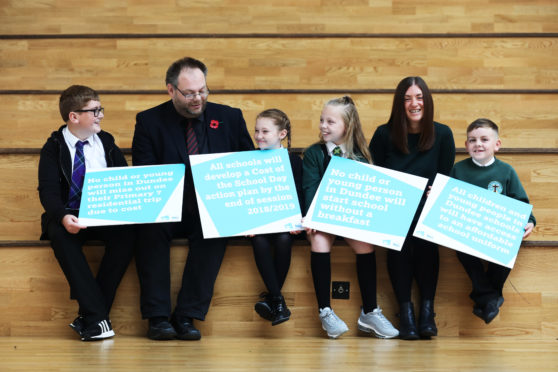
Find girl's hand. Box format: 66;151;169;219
305;227;316;234
301;217;315;234
289;229;303;235
426;185;432;197
523;222;534;239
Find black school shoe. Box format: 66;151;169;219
473;296;505;324
270;295;291;326
147;317;177;340
171;315;201;340
483;296;505;324
254;292;273;321
80;319;115;341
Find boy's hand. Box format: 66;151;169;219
62;214;87;234
523;222;534;239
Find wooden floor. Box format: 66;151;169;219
1;335;557;372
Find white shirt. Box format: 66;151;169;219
63;127;107;172
325;142;347;158
471;157;495;167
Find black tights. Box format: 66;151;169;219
251;233;293;297
387;235;439;305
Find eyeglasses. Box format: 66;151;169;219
175;86;209;100
75;107;104;117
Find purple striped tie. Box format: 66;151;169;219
67;140;88;209
186;120;199;155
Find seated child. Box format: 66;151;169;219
450;118;535;324
38;85;135;340
303;96;398;339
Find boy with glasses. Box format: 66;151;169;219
38;85;135;340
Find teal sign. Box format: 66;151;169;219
303;156;428;250
190;149;302;238
414;174;533;268
78;164;185;226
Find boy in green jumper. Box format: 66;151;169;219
450;118;535;324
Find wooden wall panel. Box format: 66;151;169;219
1;38;558;90
1;0;557;348
1;154;556;241
1;93;557;149
0;244;556;339
1;0;557;35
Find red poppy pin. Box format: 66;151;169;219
210;120;220;129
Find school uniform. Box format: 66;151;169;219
451;157;536;308
302;142;366;214
38;125;135;326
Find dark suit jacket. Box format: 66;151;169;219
38;125;128;239
132;100;254;209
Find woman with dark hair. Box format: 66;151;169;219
369;77;455;340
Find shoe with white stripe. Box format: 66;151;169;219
81;319;115;341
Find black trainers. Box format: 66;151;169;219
80;319;115;341
69;316;85;336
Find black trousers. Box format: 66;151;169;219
387;228;440;305
135;212;227;321
47;221;135;325
456;251;510;307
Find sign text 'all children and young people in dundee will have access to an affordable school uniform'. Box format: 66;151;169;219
414;174;532;268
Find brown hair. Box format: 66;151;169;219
388;76;435;154
165;57;208;86
256;108;292;149
467;118;499;136
321;96;372;163
59;85;99;122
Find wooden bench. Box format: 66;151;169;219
0;239;556;339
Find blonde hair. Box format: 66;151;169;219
256;108;292;149
321;96;372;163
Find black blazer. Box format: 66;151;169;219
38;125;127;239
132;100;254;207
133;100;254;165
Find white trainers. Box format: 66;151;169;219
319;307;349;339
357;307;399;339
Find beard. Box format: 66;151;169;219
173;98;207;118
